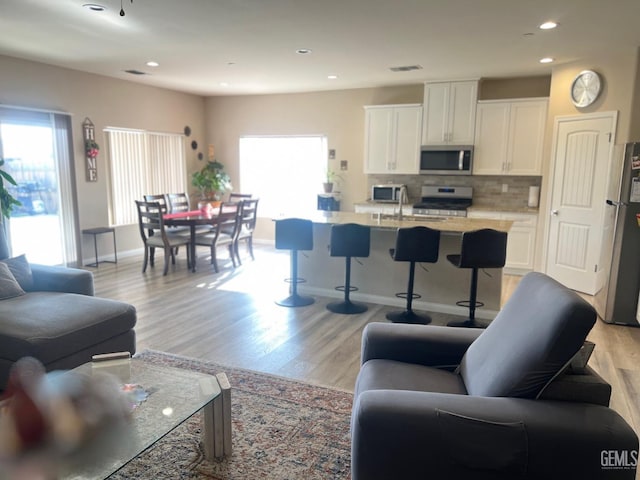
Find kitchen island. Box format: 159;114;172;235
293;211;512;321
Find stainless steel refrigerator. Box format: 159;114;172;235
594;142;640;326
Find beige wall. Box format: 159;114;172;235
479;76;551;100
205;85;423;238
535;47;640;271
0;55;206;261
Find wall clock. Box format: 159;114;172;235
570;70;602;107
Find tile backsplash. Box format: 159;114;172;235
368;175;542;210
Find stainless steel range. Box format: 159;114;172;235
412;186;472;217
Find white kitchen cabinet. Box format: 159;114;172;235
422;80;478;145
364;104;422;174
473;98;548;175
467;210;538;274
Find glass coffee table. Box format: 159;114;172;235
59;358;225;480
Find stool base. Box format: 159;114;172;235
386;309;431;325
276;294;315;308
447;318;485;328
327;300;367;315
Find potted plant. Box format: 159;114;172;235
323;169;341;193
0;158;20;219
191;160;232;207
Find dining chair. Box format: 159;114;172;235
194;201;240;273
233;198;259;265
229;192;252;202
167;192;191;213
135;200;191;276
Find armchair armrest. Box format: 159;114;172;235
361;322;482;368
352;390;638;480
29;264;95;296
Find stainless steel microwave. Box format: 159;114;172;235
372;184;405;202
420;145;473;175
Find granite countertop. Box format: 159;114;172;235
300;211;513;233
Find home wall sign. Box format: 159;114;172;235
82;117;98;182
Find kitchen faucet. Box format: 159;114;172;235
397;185;408;221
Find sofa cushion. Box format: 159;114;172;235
1;254;34;290
356;359;467;397
0;292;136;365
0;262;25;299
459;272;596;398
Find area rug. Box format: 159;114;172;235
108;350;353;480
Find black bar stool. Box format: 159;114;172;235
275;218;314;307
327;223;371;315
386;226;440;324
447;228;507;328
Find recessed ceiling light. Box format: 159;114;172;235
296;48;312;55
220;82;229;87
83;3;106;11
328;75;338;80
146;61;159;67
539;57;554;64
539;21;558;30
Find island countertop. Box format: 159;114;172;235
298;211;513;233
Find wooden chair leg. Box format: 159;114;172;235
142;246;149;272
234;241;242;266
248;237;255;260
163;248;170;276
228;245;237;268
150;247;155;267
211;246;219;273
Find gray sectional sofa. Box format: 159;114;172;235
0;234;136;389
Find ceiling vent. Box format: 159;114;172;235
124;69;147;75
389;65;423;72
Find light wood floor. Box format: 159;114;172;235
90;244;640;436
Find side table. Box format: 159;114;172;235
82;227;117;267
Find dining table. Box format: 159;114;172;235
163;209;217;272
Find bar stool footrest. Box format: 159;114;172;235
284;277;307;285
335;285;358;293
395;292;421;301
455;300;485;308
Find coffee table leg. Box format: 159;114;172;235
201;377;224;459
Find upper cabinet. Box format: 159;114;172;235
364;104;422;174
473;98;548;176
422;80;478;145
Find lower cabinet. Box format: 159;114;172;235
467;210;538;274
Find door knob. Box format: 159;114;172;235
551;209;559;216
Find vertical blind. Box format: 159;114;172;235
106;129;186;226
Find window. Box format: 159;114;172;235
0;107;78;265
239;136;327;217
106;129;186;226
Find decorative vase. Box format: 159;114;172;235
323;182;334;193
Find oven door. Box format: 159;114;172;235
419;146;473;175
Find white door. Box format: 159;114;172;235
546;113;617;294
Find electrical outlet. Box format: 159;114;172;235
340;160;348;170
502;184;509;193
